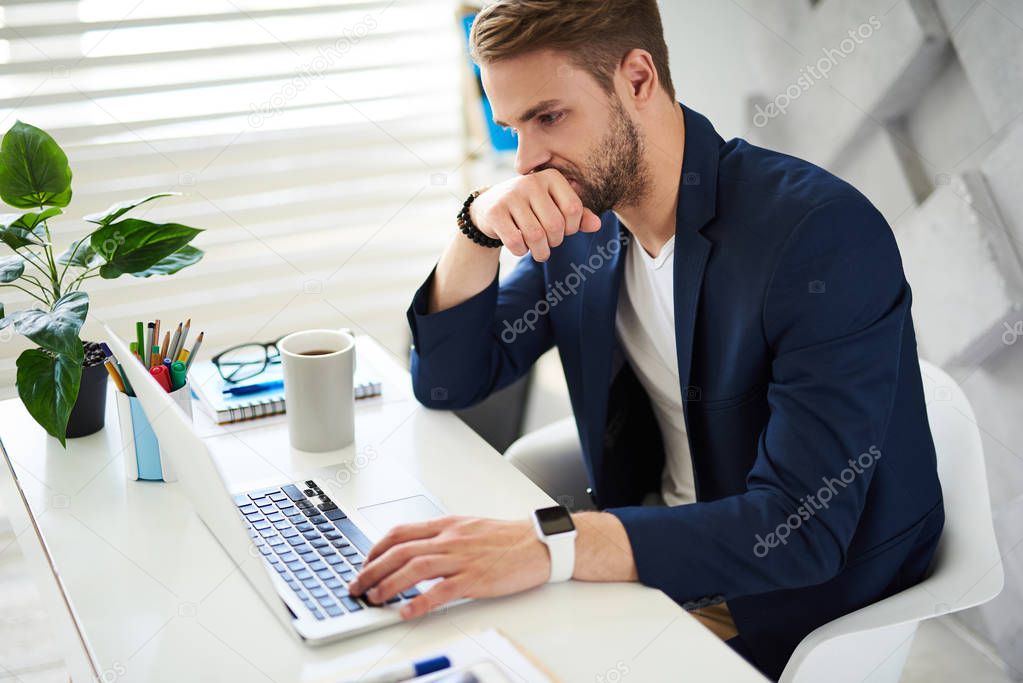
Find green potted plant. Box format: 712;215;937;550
0;121;203;446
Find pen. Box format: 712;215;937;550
150;365;172;392
102;356;126;393
117;361;133;395
222;379;283;396
100;342;131;394
184;331;203;373
145;322;154;367
344;656;451;683
170;361;187;391
135;321;144;359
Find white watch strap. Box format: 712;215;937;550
545;530;576;583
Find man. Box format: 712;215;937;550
348;0;944;677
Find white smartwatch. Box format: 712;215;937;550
531;505;577;583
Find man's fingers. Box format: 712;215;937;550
366;554;457;606
509;202;551;262
489;215;528;257
528;191;567;248
544;172;584;236
580;208;602;232
399;576;466;620
351;538;437;595
364;517;449;563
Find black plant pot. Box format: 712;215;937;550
66;342;109;439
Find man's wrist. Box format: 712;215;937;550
458;189;502;248
467;186;491;232
531;506;577;582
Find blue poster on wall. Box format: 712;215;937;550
462;12;518;153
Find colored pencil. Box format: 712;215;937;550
184;331;203;372
168;323;182;364
159;330;171;363
176;318;191;360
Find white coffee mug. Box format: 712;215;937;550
279;329;355;452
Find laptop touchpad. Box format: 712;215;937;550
357;495;444;535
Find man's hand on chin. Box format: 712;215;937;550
347;516;552;620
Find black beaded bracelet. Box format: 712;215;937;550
457;190;503;248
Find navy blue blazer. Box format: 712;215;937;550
407;104;943;679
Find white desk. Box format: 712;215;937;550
0;339;765;683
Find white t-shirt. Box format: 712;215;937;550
614;235;696;506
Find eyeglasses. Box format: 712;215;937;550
211;335;286;383
211;329;356;383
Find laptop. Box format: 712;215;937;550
105;326;456;644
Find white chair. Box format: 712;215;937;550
505;360;1005;682
505;416;593;511
779;359;1003;682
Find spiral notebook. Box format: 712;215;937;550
188;360;381;425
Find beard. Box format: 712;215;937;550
546;96;650;215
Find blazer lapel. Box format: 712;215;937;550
672;104;721;425
674;227;712;426
672;105;721;503
578;217;627;489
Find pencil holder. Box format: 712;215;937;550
116;382;192;482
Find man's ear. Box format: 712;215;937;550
618;48;659;109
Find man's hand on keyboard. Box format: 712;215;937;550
347;516;550;620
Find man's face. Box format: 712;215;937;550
482;49;649;214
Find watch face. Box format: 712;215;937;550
535;505;575;535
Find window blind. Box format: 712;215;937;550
0;0;467;396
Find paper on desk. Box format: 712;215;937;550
414;629;556;683
312;628;555;683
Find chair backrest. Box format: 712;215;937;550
917;359;1004;610
780;359;1004;683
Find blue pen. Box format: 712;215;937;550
344;655;451;683
222;379;284;396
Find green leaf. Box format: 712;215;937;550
57;237;104;269
0;291;89;355
129;245;203;277
83;192;179;226
0;207;61;249
0;255;25;282
0;121;73;209
16;347;83;447
91;218;201;278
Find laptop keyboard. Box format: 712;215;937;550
234;479;420;620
